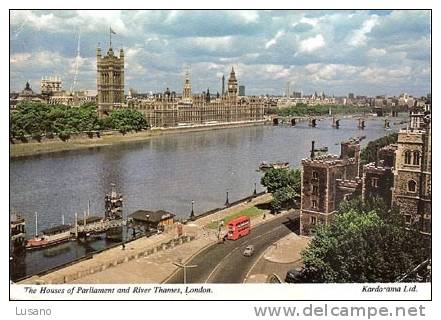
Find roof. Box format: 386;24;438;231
77;216;102;226
227;215;250;225
128;210;175;223
41;224;71;234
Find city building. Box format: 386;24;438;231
361;154;395;208
9;81;44;109
300;104;432;236
40;76;62;95
127;67;265;128
239;85;245;96
128;209;175;231
300;139;362;235
392;105;431;234
96;43;125;117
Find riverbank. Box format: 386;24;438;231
10;120;265;159
18;193;273;284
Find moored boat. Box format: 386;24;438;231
26;224;72;249
258;161;290;171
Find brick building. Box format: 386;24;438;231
300;139;362;235
392;106;431;234
300;106;431;236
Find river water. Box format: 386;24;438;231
10;116;404;280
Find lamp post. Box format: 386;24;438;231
173;260;198;284
225;190;230;206
190;200;195;220
253;182;257;196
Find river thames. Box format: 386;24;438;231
10;116;403;280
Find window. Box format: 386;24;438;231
405;214;412;224
312;200;318;209
310;216;317;225
413;151;421;165
408;180;417;192
312;171;318;179
312;185;319;195
371;177;379;188
404;151;412;165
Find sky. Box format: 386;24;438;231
10;10;431;97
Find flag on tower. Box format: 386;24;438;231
110;27;116;34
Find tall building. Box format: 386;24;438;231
300;139;361;235
182;70;192;102
227;67;238;97
128;66;265;128
41;76;62;95
239;85;245;96
96;43;124;117
221;74;225;96
361;145;396;209
392;106;431;234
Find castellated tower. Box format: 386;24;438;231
97;44;125;117
392;106;431;234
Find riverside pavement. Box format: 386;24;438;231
244;232;311;283
20;193;280;284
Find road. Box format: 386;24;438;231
166;211;299;284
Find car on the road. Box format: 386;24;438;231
285;267;303;283
243;245;255;256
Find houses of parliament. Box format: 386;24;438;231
96;42;265;126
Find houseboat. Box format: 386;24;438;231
26;224;72;249
258;161;290;171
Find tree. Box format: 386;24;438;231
261;168;301;212
9;102;148;141
107;108;149;133
360;132;398;165
300;201;430;283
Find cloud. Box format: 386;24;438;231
9;10;431;96
367;48;387;58
297;34;325;53
265;30;285;49
349;15;379;47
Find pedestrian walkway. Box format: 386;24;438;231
264;233;309;264
20;193;278;284
244;233;311;283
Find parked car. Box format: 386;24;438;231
243;245;255;256
285;267;303;283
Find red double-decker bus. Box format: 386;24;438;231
227;216;251;240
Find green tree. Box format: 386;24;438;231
10;102;150;141
261;168;301;211
300;204;430;283
107;108;148;133
360;132;398;165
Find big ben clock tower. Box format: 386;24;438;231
227;67;238;97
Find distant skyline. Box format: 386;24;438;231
10;10;431;96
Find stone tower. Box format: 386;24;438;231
221;74;225;96
97;43;125;117
227;67;237;97
300;139;362;235
392;106;431;234
182;69;192;102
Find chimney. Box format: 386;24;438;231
310;141;315;159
